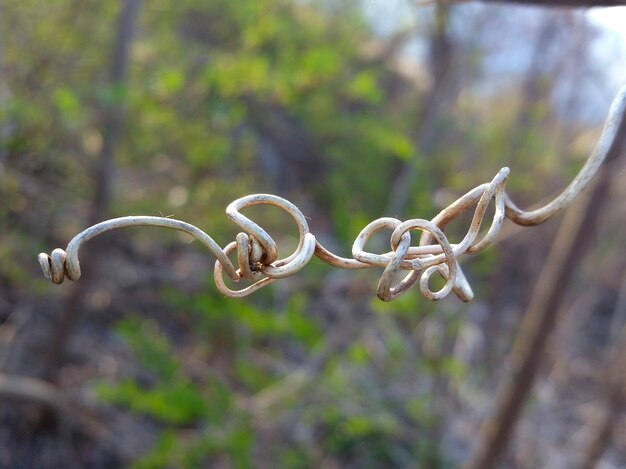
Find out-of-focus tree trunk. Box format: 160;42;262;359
553;16;592;165
576;361;625;469
463;101;626;469
575;271;626;469
509;15;559;160
44;0;142;380
244;96;325;193
548;290;596;387
386;3;455;216
90;0;142;226
0;2;9;180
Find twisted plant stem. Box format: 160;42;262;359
39;86;626;304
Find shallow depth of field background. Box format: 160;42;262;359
1;1;625;467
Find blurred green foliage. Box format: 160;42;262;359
0;0;599;467
98;292;465;467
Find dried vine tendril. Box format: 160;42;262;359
39;85;626;302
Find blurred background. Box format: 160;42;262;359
1;0;626;467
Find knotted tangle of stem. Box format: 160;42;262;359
38;85;626;302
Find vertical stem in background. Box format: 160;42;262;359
0;3;9;179
508;15;559;160
575;271;626;469
386;3;454;217
44;0;142;380
576;384;625;469
463;107;626;469
89;0;142;226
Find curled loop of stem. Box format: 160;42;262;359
38;85;626;302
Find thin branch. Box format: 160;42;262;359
575;269;626;469
481;0;626;7
0;373;106;438
419;0;626;7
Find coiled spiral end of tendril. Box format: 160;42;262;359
38;248;81;284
